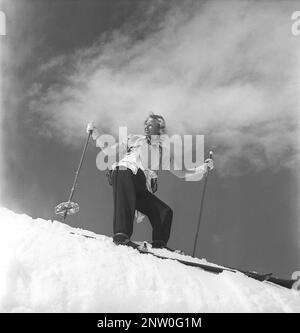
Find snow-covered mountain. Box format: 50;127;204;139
0;207;299;313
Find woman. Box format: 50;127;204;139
87;113;214;250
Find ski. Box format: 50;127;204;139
68;231;294;289
145;245;273;282
117;241;234;274
69;232;231;273
237;270;273;282
69;231;99;240
141;249;231;274
267;276;298;289
148;245;273;282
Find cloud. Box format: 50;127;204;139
28;0;300;176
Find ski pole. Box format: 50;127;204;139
55;128;93;221
192;151;213;257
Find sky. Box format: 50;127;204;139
0;0;299;278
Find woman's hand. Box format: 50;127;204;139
86;122;100;140
204;158;214;171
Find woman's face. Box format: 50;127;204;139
144;118;162;136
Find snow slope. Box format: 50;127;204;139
0;207;299;313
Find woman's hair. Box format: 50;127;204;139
144;113;166;133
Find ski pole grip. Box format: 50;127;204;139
87;122;95;135
209;151;213;159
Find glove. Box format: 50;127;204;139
87;122;100;140
204;158;214;171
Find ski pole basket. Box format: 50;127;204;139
55;201;79;217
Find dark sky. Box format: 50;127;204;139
1;0;299;279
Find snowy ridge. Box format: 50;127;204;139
0;207;299;313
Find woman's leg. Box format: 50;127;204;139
111;167;136;243
136;191;173;247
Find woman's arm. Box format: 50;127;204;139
87;123;128;159
168;154;213;181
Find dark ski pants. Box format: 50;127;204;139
112;166;173;246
